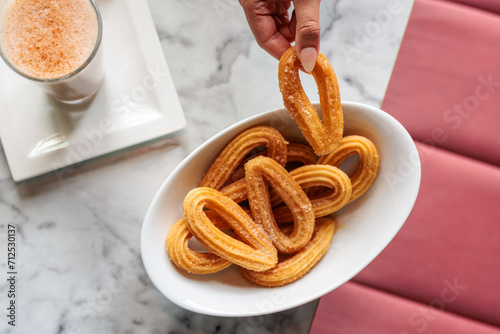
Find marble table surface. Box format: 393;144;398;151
0;0;413;333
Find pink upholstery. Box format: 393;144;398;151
311;282;500;334
355;142;500;325
311;0;500;332
381;0;500;166
434;0;500;14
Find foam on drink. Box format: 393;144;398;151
0;0;99;80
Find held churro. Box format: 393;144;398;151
318;135;380;203
278;46;343;156
245;156;315;254
199;125;287;190
183;187;278;272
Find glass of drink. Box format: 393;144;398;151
0;0;104;104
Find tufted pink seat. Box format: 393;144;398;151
310;0;500;332
312;281;500;334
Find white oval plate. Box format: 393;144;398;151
141;101;421;317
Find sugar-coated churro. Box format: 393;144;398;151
166;217;232;274
199;125;287;190
271;164;352;222
165;48;381;287
318;135;380;202
278;46;343;156
240;217;337;287
183;187;278;272
245;156;315;254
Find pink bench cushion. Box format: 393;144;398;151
311;0;500;331
434;0;500;14
355;0;500;327
381;0;500;166
310;281;500;334
354;142;500;326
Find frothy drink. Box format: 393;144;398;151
0;0;103;103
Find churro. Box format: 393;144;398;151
240;217;337;287
318;135;379;202
245;156;315;254
199;126;287;190
271;164;352;222
229;141;318;183
285;142;318;170
219;142;320;205
183;187;278;271
166;218;232;274
278;46;343;156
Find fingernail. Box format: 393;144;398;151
299;47;317;73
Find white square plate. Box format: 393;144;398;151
0;0;185;182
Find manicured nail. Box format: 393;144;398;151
299;47;317;73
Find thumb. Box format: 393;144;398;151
293;0;321;72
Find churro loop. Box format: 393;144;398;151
240;217;337;287
271;164;352;222
220;163;352;222
220;178;247;204
166;218;232;274
285;142;318;170
183;187;278;272
318;135;380;203
199;126;288;190
245;156;315;254
220;141;318;203
278;46;343;156
228;141;318;184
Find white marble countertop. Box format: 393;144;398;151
0;0;413;333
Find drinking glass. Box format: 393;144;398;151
0;0;104;104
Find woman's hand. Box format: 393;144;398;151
239;0;321;72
